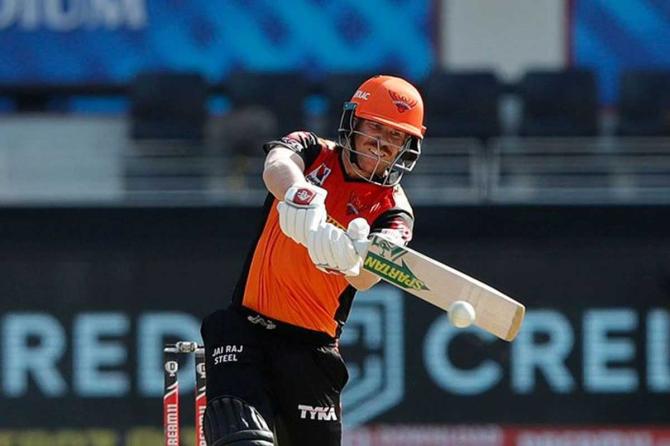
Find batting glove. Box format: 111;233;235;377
277;183;327;246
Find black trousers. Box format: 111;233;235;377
201;307;349;445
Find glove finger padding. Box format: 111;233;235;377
319;225;338;268
305;206;324;236
291;208;304;244
307;223;362;276
292;209;313;245
333;229;358;268
306;227;323;266
347;218;370;242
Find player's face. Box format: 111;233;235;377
350;119;408;177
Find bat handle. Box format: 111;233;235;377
353;239;369;258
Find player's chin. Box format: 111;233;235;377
368;164;390;178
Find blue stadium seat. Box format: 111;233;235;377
519;68;599;137
226;71;310;137
422;70;501;140
130;72;208;141
616;70;670;136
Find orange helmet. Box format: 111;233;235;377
349;75;426;138
338;75;427;186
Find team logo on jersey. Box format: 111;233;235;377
306;163;332;186
346;192;362;215
388;90;417;113
346;192;374;216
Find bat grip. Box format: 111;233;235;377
352;239;369;258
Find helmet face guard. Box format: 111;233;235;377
338;101;422;187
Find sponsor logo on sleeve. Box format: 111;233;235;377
306;163;332;186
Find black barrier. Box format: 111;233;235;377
1;206;669;434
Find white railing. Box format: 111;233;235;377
489;137;670;204
1;116;670;206
402;138;484;204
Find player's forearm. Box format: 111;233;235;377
262;147;307;200
346;269;381;291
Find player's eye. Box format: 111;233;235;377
390;133;407;145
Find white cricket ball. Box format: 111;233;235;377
448;300;476;328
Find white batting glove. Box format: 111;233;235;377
277;183;327;246
306;219;370;276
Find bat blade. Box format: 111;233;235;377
361;235;525;341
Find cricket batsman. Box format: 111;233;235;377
201;75;426;445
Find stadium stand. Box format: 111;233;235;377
616;69;670;136
421;70;502;140
518;68;599;137
129;72;208;141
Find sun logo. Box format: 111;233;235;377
388;90;417;113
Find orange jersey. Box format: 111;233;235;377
232;132;414;338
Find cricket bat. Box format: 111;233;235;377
353;231;525;342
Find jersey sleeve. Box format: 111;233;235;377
262;131;322;169
370;209;414;246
